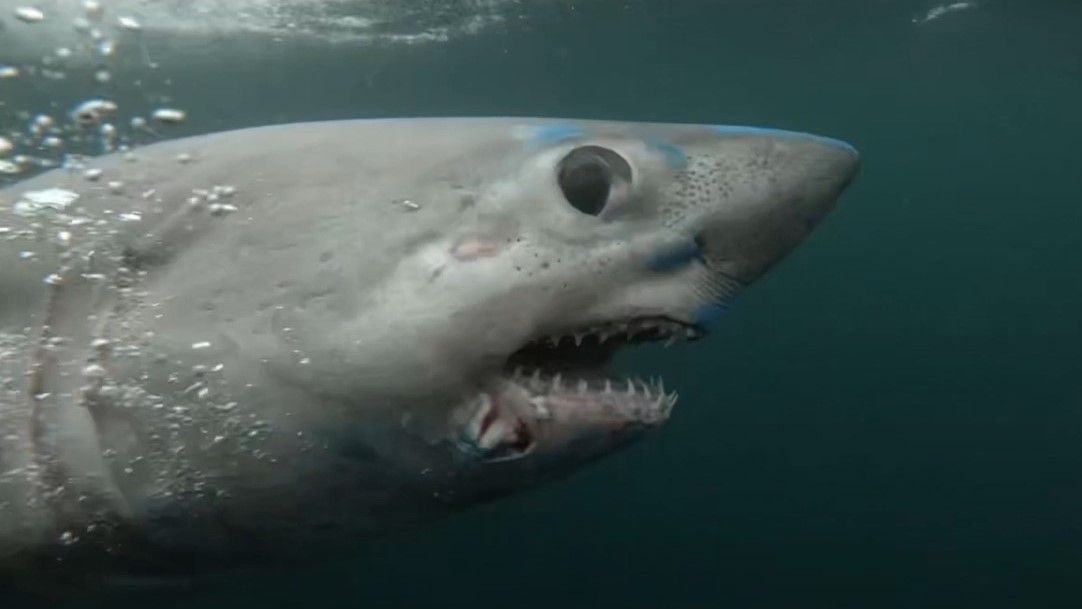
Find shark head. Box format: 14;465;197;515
349;120;860;500
0;118;857;575
183;119;857;509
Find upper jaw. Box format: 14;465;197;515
502;314;705;381
514;315;706;354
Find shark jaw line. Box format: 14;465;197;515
455;316;696;464
499;315;703;417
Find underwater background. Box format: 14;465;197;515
2;0;1081;607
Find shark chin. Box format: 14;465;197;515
0;117;858;590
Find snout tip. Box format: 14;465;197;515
822;138;860;195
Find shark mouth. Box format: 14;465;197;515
502;316;705;418
458;317;710;462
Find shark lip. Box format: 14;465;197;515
502;316;703;414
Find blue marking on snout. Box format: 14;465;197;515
647;140;688;169
692;302;731;328
530;124;585;146
647;239;701;272
710;125;858;156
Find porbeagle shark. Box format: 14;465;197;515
0;118;858;590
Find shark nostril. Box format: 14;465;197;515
693;233;706;253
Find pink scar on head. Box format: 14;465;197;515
451;238;502;260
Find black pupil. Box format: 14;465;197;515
558;147;624;216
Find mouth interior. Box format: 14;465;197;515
503;317;704;398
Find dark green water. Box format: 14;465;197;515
6;0;1082;607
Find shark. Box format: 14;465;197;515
0;118;858;589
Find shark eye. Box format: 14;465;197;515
557;145;633;216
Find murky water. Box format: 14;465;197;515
2;0;1082;607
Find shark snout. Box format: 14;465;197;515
691;128;860;285
792;135;860;229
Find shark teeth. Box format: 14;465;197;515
529;316;704;350
510;367;678;412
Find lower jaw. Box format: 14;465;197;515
499;365;678;416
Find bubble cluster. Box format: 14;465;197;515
0;8;191;182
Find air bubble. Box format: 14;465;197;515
152;108;187;125
117;16;142;31
395;198;421;211
32;114;55;131
209;203;238;216
213;185;236;198
71;99;117;125
82;0;104;19
14;7;45;24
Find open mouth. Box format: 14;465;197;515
502;316;705;418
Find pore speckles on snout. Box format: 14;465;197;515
662;155;730;226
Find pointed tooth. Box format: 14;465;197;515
626;379;635;395
605;380;613;394
529;396;552;419
599;332;610;343
574;334;583;346
664;335;678;348
552;373;562;391
578;379;588;394
548;336;561;347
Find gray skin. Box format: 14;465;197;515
0;118;858;588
